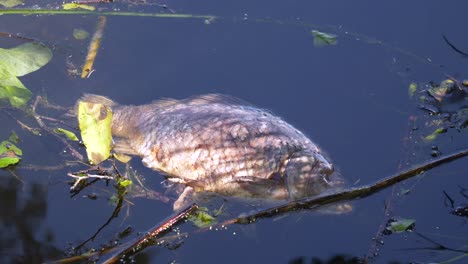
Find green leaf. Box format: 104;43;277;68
0;43;52;107
189;207;217;228
73;29;90;40
408;82;417;98
0;0;24;8
0;75;32;107
78;101;112;164
54;128;79;141
311;30;337;47
0;156;20;168
0;43;53;77
8;131;19;144
386;218;415;233
423;127;447;142
0;137;22;168
118;179;133;187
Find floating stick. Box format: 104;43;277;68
82;16;107;78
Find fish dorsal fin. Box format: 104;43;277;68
79;94;117;107
184;94;252;106
70;94;118;117
113;138;139;155
149;97;180;108
150;94;252;108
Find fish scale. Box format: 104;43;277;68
82;94;343;210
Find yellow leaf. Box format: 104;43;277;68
78;101;112;164
113;152;132;163
54;128;79;141
62;3;96;11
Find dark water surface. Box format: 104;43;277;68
1;1;467;263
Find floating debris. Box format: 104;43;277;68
81;16;107;78
408;82;417;98
62;3;96;11
73;28;90;40
54;128;79;141
311;30;337;47
384;218;415;234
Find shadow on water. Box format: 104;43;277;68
289;255;363;264
0;176;61;263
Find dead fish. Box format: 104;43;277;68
79;94;345;210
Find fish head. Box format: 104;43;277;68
285;152;336;200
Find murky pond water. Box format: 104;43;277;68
1;1;467;263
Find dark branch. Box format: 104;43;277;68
99;203;199;264
442;34;468;58
219;147;468;226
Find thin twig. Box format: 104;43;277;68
365;114;419;262
99;203;199;264
0;31;37;42
399;231;468;254
1;109;42;135
68;172;114;189
75;186;126;251
52;232;187;264
31;96;84;160
442;34;468;58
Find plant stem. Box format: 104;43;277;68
0;9;216;20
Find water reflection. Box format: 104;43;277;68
289;255;362;264
0;174;60;263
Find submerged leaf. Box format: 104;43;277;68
408;82;417;98
0;0;23;8
78;101;112;164
73;28;90;40
386;218;415;233
54;128;79;141
311;30;337;47
8;131;19;144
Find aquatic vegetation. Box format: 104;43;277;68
311;30;337;47
0;132;22;168
385;218;416;234
0;43;52;107
0;0;23;8
54;128;79;141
